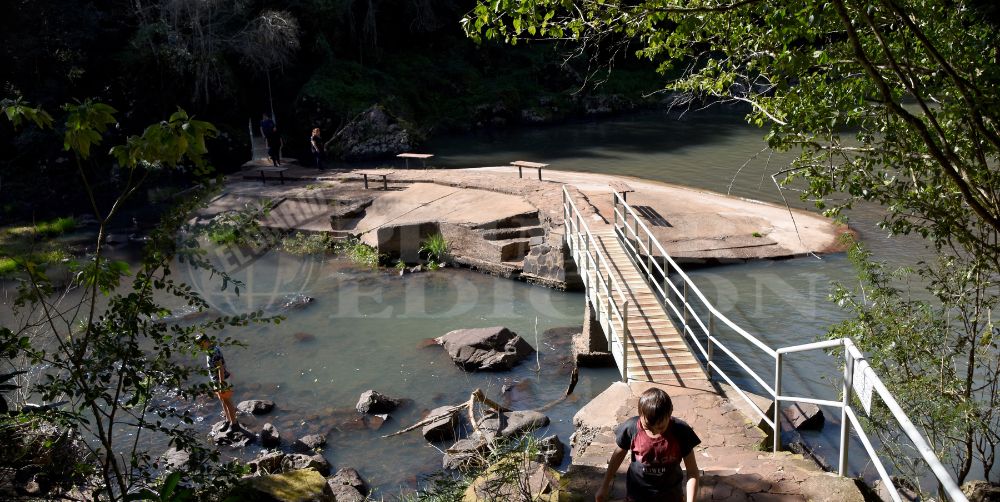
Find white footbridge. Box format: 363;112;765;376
562;186;967;502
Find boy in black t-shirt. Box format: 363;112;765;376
596;388;701;502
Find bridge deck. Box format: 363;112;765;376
587;225;707;386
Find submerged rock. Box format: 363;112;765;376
280;293;315;311
435;326;535;371
782;403;825;431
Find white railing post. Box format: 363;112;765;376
646;234;653;279
773;353;783;453
621;300;630;382
682;282;690;336
707;316;715;378
840;349;854;476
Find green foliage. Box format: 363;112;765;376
280;232;333;255
204;201;273;247
34;217;77;237
0;99;277;500
830;243;999;488
394;259;407;271
403;434;547;502
419;233;448;263
465;0;1000;489
335;237;383;268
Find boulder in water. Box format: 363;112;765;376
435;327;535;371
355;390;401;414
261;423;281;448
238;399;275;415
478;410;550;442
421;406;460;442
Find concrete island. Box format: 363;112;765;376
211;161;850;291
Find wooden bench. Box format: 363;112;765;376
510;160;549;181
257;167;289;185
610;181;635;202
397;152;434;168
357;170;394;190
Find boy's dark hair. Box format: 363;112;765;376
638;388;673;424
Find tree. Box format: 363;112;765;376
0;98;276;500
462;0;1000;492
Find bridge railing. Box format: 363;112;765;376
607;190;966;502
561;186;631;380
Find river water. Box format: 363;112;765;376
2;107;945;495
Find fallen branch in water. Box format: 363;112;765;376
382;388;510;438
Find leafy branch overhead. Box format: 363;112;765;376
463;0;1000;259
0;99;275;500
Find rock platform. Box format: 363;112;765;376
218;161;850;289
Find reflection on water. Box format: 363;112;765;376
174;252;618;494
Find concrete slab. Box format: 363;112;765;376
349;183;536;246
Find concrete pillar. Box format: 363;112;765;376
582;298;609;353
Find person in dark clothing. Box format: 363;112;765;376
196;333;239;430
260;113;281;166
310;128;324;169
596;388;701;502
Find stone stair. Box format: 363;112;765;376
472;211;544;263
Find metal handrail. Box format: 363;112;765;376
562;186;631;381
603;190;967;502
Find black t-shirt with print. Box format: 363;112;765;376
615;415;701;502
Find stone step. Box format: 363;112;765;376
471;210;540;230
491;237;533;262
482;225;545;241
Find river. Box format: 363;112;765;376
2;106;947;495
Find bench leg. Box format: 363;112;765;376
279;172;285;185
518;166;523;178
537;168;542;181
382;176;388;190
260;170;265;185
364;174;370;189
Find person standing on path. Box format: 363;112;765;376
596;388;701;502
197;334;239;430
310;128;324;169
260;113;281;166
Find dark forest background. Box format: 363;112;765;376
0;0;663;223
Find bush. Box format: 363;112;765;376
335;237;382;268
419;233;448;263
34;217;76;237
280;232;332;255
